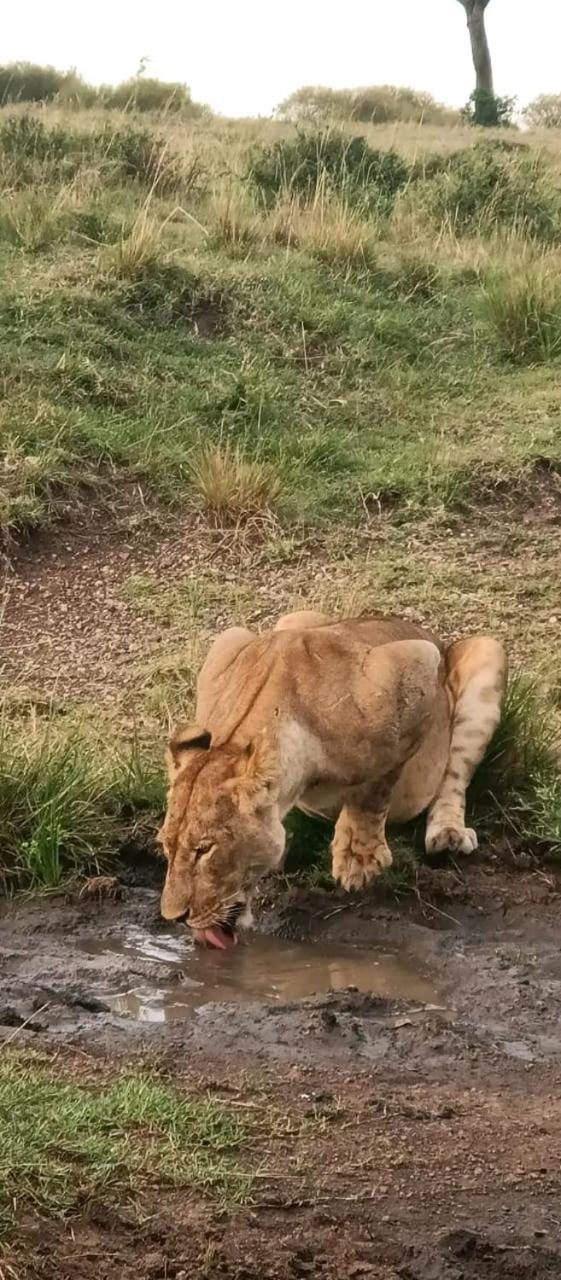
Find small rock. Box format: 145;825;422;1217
320;1009;338;1031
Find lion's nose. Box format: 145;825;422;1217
160;892;192;923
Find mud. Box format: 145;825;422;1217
2;866;561;1075
4;863;561;1279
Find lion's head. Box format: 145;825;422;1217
158;724;285;949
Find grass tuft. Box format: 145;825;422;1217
100;207;164;279
0;189;66;253
473;674;561;853
481;260;561;362
0;717;113;892
269;196;378;273
189;443;282;523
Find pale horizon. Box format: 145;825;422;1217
3;0;561;119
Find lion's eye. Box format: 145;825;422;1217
193;842;213;863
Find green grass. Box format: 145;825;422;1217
471;675;561;855
0;1053;249;1236
481;259;561;362
0;714;164;893
0;115;560;536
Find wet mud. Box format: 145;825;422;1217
2;865;561;1073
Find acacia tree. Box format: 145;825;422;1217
456;0;493;93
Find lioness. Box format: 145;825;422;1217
159;612;507;949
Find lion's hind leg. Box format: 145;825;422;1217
425;636;507;856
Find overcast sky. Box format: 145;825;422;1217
3;0;560;117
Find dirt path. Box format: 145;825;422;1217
3;862;561;1279
1;491;560;709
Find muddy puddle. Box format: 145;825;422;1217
79;926;439;1023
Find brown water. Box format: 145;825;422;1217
80;926;440;1024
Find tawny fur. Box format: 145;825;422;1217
159;613;507;929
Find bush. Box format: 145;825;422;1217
461;90;516;128
524;94;561;129
100;123;184;191
98;76;206;116
0;63;206;114
246;131;410;211
0;116;184;192
481;262;561;362
408;140;561;242
0;115;74;165
0;116;93;188
0;62;88;105
276;85;459;126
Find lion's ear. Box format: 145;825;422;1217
167;723;212;773
234;730;279;805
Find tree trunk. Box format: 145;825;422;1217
459;0;494;95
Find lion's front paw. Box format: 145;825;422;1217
332;836;393;891
425;824;478;856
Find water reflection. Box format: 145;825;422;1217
81;927;439;1023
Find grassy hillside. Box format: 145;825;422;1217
1;105;560;888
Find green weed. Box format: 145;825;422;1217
0;115;185;192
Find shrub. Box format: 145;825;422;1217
98;76;207;116
276;85;459;126
276;86;357;124
0;115;75;169
0;62;88;105
408;140;561;242
99;123;184;191
0;116;184;192
246;131;410;211
481;261;561;362
461;89;516;128
0;64;206;114
524;94;561;130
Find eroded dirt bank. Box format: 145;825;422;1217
3;862;561;1279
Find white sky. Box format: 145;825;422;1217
3;0;561;118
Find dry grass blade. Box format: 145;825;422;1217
189;444;282;523
101;205;162;278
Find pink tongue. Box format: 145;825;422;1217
193;925;238;951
